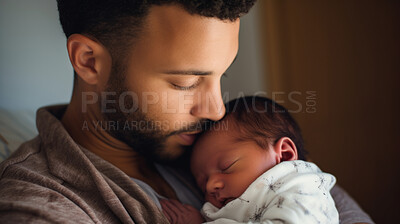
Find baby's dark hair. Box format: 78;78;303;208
218;96;307;160
57;0;256;63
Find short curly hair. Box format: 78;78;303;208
57;0;257;63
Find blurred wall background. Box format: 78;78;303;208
0;0;73;110
222;1;266;100
259;0;400;223
0;0;265;111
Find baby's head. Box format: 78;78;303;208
191;96;307;208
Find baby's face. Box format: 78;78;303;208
191;128;278;209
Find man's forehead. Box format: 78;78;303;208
130;4;240;73
143;4;240;45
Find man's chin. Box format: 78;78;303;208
106;121;193;164
154;140;187;164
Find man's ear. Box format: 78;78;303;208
273;137;298;163
67;34;111;86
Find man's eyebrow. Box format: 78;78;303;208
162;70;213;76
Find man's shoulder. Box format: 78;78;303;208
0;136;48;178
0;136;64;204
0;134;169;223
0;173;94;223
0;137;95;223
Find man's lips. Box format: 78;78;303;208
178;132;199;145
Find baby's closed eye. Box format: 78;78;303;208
220;158;239;173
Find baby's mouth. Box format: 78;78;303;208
221;197;235;207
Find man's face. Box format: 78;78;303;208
103;5;240;163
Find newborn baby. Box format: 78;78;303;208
161;96;339;224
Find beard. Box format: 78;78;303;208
101;64;205;164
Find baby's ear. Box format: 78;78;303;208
273;137;298;162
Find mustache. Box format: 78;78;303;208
167;119;211;137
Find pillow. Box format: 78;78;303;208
0;109;37;162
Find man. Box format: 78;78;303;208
0;0;373;223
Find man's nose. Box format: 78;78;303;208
190;83;226;121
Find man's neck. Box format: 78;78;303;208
60;100;178;199
61;102;140;175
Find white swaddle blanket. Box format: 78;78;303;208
201;160;339;224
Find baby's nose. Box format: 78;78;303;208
206;176;224;194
